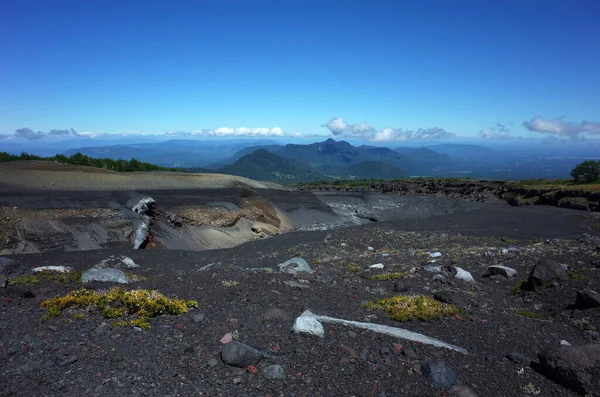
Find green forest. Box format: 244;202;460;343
0;151;181;172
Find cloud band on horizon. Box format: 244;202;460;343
322;117;455;142
523;117;600;139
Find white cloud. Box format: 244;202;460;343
323;117;455;142
523;117;600;139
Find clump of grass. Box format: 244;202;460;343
521;382;541;395
221;280;239;287
8;270;83;286
515;309;547;320
347;263;361;273
40;287;198;330
364;295;460;322
368;272;408;281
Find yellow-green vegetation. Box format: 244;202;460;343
510;279;529;295
364;295;460;322
368;272;409;281
8;270;83;286
515;309;547;320
521;382;541;395
221;280;239;287
125;272;150;282
40;287;198;330
347;263;361;273
566;270;585;280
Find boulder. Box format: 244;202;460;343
0;257;20;276
278;257;314;275
291;312;324;337
263;364;286;380
526;258;567;290
422;361;458;389
434;290;469;309
537;343;600;396
487;265;517;278
453;267;475;283
220;341;263;367
132;197;155;215
575;290;600;310
81;268;128;284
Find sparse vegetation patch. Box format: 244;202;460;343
368;272;409;281
364;295;460;321
41;287;198;330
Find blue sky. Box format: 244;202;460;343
1;0;599;143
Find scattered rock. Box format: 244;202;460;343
369;263;384;269
291;313;325;338
422;361;458;389
432;274;449;283
263;307;292;321
220;341;263;367
429;252;442;258
0;257;19;276
367;246;375;251
96;255;139;269
526;258;567;290
32;266;73;273
506;351;530;365
283;280;310;289
95;322;112;334
434;290;469;309
537;343;600;396
450;385;478;397
263;364;286;380
0;274;6;288
575;290;600;309
133;221;150;249
59;355;78;366
132;197;156;215
278;257;314;275
487;265;518;278
453;267;475;283
393;281;408;293
193;313;206;323
206;358;219;367
232;377;242;385
294;271;316;282
81;268;128;284
220;333;233;344
241;318;262;331
560;340;571;346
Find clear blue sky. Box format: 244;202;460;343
1;0;599;141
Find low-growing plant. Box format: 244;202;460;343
515;309;547;320
521;382;541;395
8;270;83;286
510;279;529;295
566;270;585;280
347;263;361;273
221;280;239;287
40;287;198;330
364;295;460;321
368;272;408;281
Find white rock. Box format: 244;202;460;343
278;257;314;274
303;311;467;354
32;266;73;273
81;268;128;284
488;265;517;278
428;252;442;258
132;197;155;214
120;257;139;268
425;265;442;272
560;340;571;346
341;243;348;247
369;263;384;269
367;246;375;251
291;312;324;337
454;267;475;283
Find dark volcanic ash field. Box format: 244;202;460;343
1;167;600;397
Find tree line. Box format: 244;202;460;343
0;151;181;172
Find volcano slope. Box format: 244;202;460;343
1;162;600;397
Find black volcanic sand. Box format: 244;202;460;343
1;192;600;397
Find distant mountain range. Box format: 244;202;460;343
57;137;593;183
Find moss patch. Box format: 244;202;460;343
510;279;529;295
8;270;83;286
368;272;409;281
41;287;198;330
364;295;460;321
